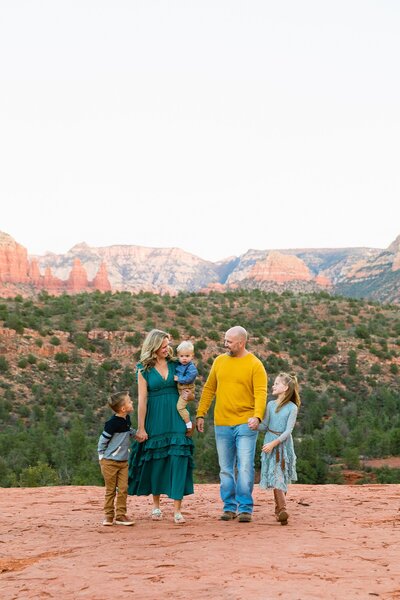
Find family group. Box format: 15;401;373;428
97;326;301;527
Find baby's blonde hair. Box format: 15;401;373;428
176;340;194;354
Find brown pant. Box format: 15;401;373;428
100;458;128;519
273;489;287;515
177;382;195;423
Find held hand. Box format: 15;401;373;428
196;417;205;433
135;428;148;443
247;417;260;430
174;375;178;381
262;441;276;454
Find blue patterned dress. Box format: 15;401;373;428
259;400;298;493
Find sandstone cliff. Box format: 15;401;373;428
1;230;400;302
35;242;220;293
0;233;111;296
0;232;29;283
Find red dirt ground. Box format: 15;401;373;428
0;484;399;599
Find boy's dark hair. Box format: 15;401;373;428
108;390;128;412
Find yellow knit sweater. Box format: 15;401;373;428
196;353;268;426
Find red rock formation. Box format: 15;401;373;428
315;273;331;287
0;232;29;283
250;251;313;282
91;262;112;292
43;266;64;294
66;258;89;293
28;259;42;285
199;282;227;294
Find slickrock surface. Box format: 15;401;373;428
0;484;399;600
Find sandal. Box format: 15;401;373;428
151;508;163;521
174;512;186;524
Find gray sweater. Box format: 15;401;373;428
97;414;136;461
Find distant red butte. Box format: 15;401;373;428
0;233;111;297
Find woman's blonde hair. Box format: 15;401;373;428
139;329;173;370
276;372;301;412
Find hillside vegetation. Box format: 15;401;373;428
0;289;400;487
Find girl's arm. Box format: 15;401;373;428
262;404;298;453
277;405;298;443
136;370;149;442
258;402;270;432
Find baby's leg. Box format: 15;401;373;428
177;397;190;423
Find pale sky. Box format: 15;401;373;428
1;0;399;262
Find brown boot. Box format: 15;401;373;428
274;489;289;525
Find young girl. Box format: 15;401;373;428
259;372;301;525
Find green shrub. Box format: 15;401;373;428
19;462;60;487
0;356;9;373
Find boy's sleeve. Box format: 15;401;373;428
97;420;115;459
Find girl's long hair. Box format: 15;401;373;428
139;329;173;370
276;372;301;412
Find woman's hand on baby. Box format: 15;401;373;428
182;388;195;401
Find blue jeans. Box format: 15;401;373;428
214;424;258;514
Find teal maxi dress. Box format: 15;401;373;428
128;361;194;500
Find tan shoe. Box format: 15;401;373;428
102;517;114;526
115;515;135;526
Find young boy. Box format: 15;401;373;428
174;341;198;437
98;390;136;526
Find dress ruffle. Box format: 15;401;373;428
130;434;194;465
259;439;297;493
128;434;194;496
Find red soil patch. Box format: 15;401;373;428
0;484;399;599
362;457;400;469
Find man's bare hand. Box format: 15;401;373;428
247;417;260;430
196;417;205;433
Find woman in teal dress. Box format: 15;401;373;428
128;329;194;524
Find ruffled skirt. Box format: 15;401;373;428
259;435;297;493
128;432;194;500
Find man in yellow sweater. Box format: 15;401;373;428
196;325;267;522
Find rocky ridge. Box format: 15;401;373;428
0;233;111;297
1;231;400;302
